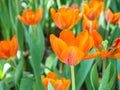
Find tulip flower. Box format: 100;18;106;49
82;17;98;31
82;17;103;49
105;8;120;24
18;8;43;26
0;36;18;60
82;0;104;20
96;38;120;59
50;30;96;65
41;72;70;90
50;7;82;30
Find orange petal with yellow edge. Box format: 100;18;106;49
83;35;94;54
10;35;18;57
109;53;120;58
50;34;67;60
118;74;120;80
59;30;75;46
90;31;103;49
76;30;88;50
61;46;84;65
83;52;100;60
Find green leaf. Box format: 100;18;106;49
98;62;111;90
48;82;54;90
25;25;45;90
90;62;99;90
44;53;58;74
117;59;120;90
15;60;24;89
19;78;33;90
0;81;9;90
76;59;94;90
85;72;93;90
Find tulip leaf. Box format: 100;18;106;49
117;59;120;90
25;25;45;90
44;53;58;74
85;72;93;90
90;62;99;90
0;81;9;90
19;77;33;90
48;82;54;90
15;59;24;89
76;59;94;90
98;62;111;90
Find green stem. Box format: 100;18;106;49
59;62;63;73
71;66;75;90
102;59;106;74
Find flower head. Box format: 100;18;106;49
82;17;98;31
51;7;82;30
50;30;94;65
0;36;18;60
41;72;70;90
105;8;120;24
18;8;43;26
82;0;104;20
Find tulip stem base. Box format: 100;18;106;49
71;66;75;90
102;59;106;74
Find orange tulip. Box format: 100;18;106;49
82;17;103;49
41;72;70;90
105;8;120;24
50;30;95;65
0;36;18;60
50;7;82;30
18;8;43;25
82;0;104;20
82;17;98;31
118;74;120;81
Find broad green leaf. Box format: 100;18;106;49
76;59;94;90
0;81;9;90
85;72;93;90
25;25;45;90
90;62;99;90
19;78;33;90
15;60;24;89
117;59;120;90
44;53;58;74
98;62;111;90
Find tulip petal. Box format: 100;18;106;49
76;30;89;50
61;46;84;65
84;52;100;60
59;30;75;46
50;34;67;60
90;31;103;49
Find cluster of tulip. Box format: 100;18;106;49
0;0;120;90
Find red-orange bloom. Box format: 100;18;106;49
100;38;120;59
50;30;95;65
51;7;82;30
18;8;43;25
41;72;70;90
0;36;18;60
82;0;104;20
105;8;120;24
